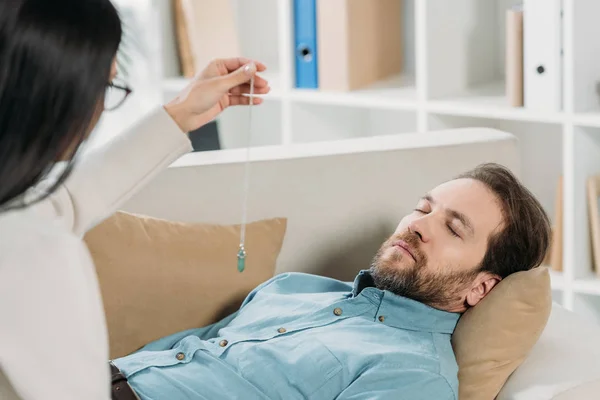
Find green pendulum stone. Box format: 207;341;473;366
237;245;246;273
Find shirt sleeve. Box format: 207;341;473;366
335;367;456;400
27;107;192;237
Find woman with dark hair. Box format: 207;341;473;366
0;1;269;398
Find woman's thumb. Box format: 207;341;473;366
220;62;257;90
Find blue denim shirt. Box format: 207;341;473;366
113;271;460;400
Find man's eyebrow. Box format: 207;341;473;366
422;193;475;236
423;193;434;203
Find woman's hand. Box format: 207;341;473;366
164;57;270;133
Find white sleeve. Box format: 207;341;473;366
28;106;193;236
0;235;113;400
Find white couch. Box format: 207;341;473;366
122;127;600;399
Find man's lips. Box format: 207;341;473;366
392;240;417;261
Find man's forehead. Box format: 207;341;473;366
429;178;502;228
430;178;489;201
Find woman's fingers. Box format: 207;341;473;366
221;57;267;74
230;84;271;96
231;73;270;90
229;95;264;106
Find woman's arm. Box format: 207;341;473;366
29;106;192;237
26;57;269;237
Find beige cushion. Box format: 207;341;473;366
451;267;552;400
84;211;287;359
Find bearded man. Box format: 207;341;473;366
108;163;551;400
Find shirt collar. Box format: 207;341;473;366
351;270;461;334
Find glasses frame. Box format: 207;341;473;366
104;80;133;111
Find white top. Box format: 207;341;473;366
0;108;192;399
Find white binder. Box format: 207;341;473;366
523;0;562;111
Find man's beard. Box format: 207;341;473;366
369;232;480;310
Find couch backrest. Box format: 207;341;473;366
498;303;600;399
122;128;519;281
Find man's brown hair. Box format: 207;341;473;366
457;163;551;278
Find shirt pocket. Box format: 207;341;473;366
238;336;343;400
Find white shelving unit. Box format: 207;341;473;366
146;0;600;320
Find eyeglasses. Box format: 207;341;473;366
104;79;132;111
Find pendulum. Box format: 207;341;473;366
237;72;254;272
237;244;246;273
237;71;255;273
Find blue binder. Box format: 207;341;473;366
293;0;318;89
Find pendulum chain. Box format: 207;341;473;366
237;72;255;272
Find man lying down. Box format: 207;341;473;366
109;163;551;400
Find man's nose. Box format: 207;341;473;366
408;218;430;243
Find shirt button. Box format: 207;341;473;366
277;327;287;333
176;352;185;360
333;307;343;316
219;339;229;347
378;315;385;322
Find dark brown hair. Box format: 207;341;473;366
457;163;551;278
0;0;122;210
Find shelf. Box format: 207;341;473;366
574;276;600;296
290;102;417;144
427;81;566;123
162;71;284;100
290;74;417;111
574;112;600;128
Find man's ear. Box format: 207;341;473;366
466;273;501;307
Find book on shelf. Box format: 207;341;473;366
587;175;600;277
546;176;563;272
172;0;240;78
505;1;563;110
292;0;403;91
522;0;562;112
294;0;318;89
173;0;194;77
506;5;524;107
